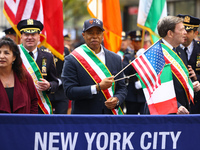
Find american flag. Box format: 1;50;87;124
131;41;165;95
3;0;64;60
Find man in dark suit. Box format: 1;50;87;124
61;18;127;114
17;19;58;114
157;16;190;114
176;14;200;113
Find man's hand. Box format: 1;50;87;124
105;97;119;110
188;65;197;81
99;76;114;90
193;81;200;92
177;106;189;114
36;78;50;91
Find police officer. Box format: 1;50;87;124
117;31;134;60
123;30;146;114
3;27;20;44
17;19;59;114
177;14;200;113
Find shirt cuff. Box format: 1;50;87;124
91;85;97;94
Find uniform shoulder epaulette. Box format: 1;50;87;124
41;48;52;53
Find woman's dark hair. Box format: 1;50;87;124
0;37;26;82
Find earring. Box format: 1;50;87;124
12;61;14;64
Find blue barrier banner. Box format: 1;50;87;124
0;114;200;150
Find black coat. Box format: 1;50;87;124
177;40;200;113
123;49;146;103
36;48;59;95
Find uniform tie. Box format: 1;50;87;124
29;52;34;59
184;47;188;60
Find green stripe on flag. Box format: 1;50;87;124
160;64;172;83
145;0;166;32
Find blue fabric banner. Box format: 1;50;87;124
0;114;199;150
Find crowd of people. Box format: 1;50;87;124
1;14;200;115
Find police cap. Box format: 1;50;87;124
3;27;16;35
17;19;43;33
177;14;200;31
128;30;142;41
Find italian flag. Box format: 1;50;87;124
137;64;178;115
137;0;167;43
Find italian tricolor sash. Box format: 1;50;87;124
19;44;53;114
161;43;194;103
71;44;123;115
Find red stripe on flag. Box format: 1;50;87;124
132;56;157;95
72;51;111;100
140;56;157;86
132;61;151;94
4;2;16;22
148;97;178;114
15;0;27;24
31;0;40;19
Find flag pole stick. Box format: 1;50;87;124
114;73;136;82
114;62;132;78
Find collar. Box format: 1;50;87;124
95;45;105;54
24;46;38;60
24;47;37;55
162;39;173;50
180;40;194;51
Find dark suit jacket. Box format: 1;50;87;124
36;48;58;94
177;40;200;113
61;46;127;114
0;72;38;113
51;47;70;101
123;49;146;103
188;40;200;81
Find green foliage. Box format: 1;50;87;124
63;0;90;22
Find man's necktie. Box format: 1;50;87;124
29;52;34;59
184;47;188;60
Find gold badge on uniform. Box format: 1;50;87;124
42;58;47;76
196;53;200;71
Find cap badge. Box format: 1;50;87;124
89;20;93;24
136;30;141;36
184;16;190;23
27;19;34;25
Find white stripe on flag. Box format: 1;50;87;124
144;80;175;105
